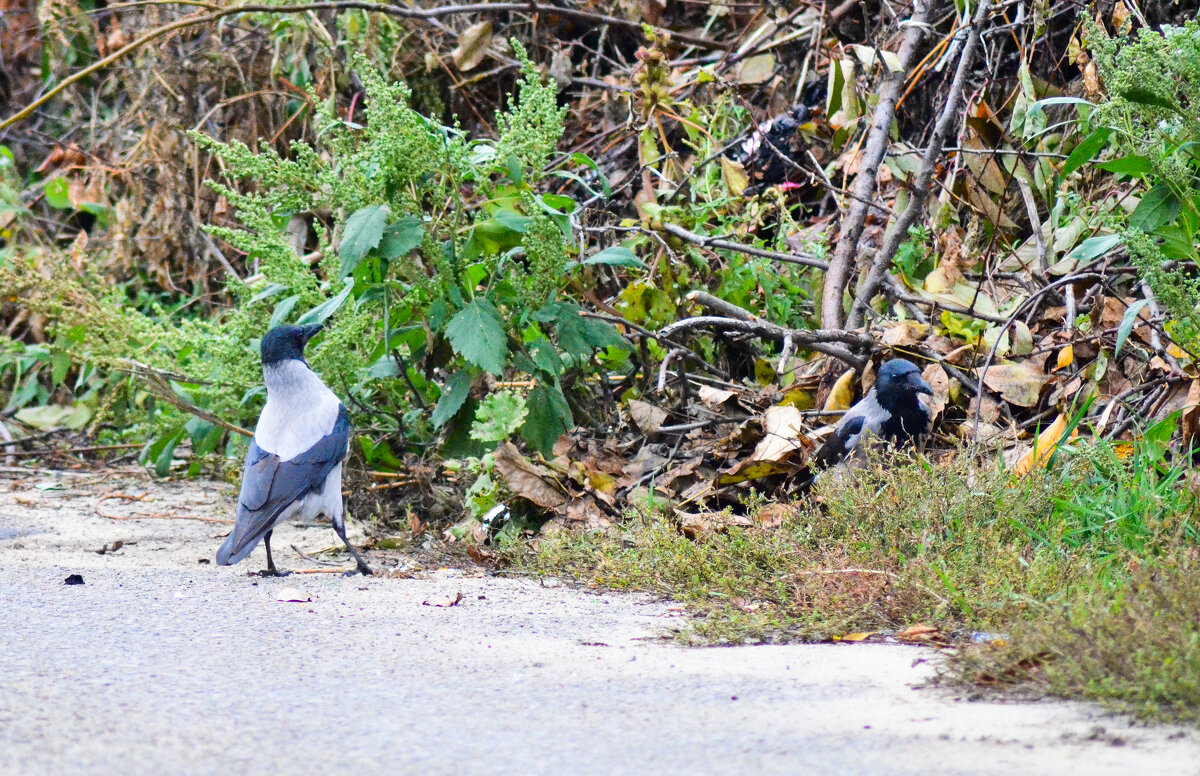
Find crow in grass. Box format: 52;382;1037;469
216;324;371;576
812;358;933;471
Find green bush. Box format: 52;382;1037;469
4;42;634;476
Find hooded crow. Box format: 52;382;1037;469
216;324;371;576
813;358;933;470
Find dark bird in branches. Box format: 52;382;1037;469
812;358;933;471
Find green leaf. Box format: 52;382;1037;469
446;298;508;375
1096;154;1153;177
470;390;528;443
1059;127;1111;178
379;216;425;259
1120;88;1177;112
51;350;70;385
296;277;355;326
249;283;288;303
493;209;531;233
521;383;572;455
580;246;645;269
1114;299;1150;357
269;294;301;329
1066;234;1120;262
431;370;472;428
153;428;184;477
569;152;611;197
555;304;625;355
338;204;390;278
1129;183;1181;233
44;178;71;210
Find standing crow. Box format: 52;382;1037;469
216;324;371;576
813;358;933;470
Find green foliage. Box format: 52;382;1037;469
892;226;934;286
1087;21;1200;347
4;42;630;470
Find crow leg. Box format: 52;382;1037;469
258;531;290;577
332;520;372;576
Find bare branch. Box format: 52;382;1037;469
846;0;995;330
821;0;936;329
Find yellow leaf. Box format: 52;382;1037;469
717;459;796;486
823;369;856;413
1012;413;1077;477
719;157;749;197
778;386;815;411
835;631;876;642
1055;344;1074;371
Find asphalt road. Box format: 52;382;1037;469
2;471;1198;776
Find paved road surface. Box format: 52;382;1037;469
2;472;1198;775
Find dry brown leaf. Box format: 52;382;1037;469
698;385;737;408
492;442;567;509
921;364;949;419
754;503;794;528
451;21;493;71
881;321;930;347
628;400;668;434
749;405;807;464
896;624;944;643
1182;381;1200;448
981;363;1049;407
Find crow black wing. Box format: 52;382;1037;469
812;414;865;470
216;406;350;566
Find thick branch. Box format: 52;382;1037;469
821;0;935;329
846;0;994;330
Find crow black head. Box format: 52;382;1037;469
260;323;323;366
873;358;932;408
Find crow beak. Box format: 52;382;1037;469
300;323;324;344
911;373;934;396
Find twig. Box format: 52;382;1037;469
117;359;253;438
94;491;234;524
846;0;994;330
657;348;689;393
659;222;827;270
972;272;1104;433
660;315;865;369
822;0;935;329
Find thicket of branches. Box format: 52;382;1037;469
3;0;1200;534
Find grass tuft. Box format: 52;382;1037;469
507;434;1200;719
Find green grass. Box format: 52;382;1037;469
506;430;1200;720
